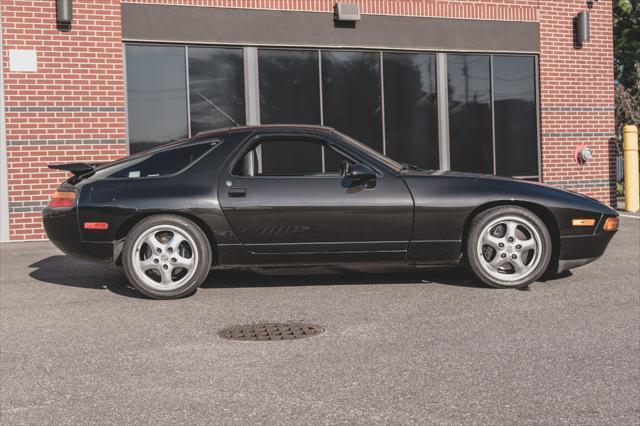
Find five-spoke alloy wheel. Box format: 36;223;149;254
122;215;212;299
465;206;552;288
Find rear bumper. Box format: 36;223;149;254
42;206;81;241
49;239;114;263
43;206;114;263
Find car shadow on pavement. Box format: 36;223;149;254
29;255;573;298
28;255;146;299
29;255;488;298
538;270;573;283
201;265;488;290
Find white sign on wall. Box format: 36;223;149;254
9;50;38;72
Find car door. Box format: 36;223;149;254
217;132;414;260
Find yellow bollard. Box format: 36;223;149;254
623;125;639;213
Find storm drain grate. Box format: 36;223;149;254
218;323;325;341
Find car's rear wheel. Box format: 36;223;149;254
465;206;551;289
122;215;212;299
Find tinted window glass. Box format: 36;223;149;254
233;140;350;177
334;130;403;172
322;51;383;152
493;56;538;177
125;45;188;154
188;47;245;135
323;146;349;174
109;142;214;178
383;53;439;170
260;140;322;176
447;54;493;174
259;49;321;125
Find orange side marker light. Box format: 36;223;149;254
84;222;109;230
571;218;596;227
603;217;619;231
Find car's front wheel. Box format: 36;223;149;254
465;206;551;289
122;215;212;299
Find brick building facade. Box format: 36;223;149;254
0;0;616;241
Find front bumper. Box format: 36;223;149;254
557;257;599;273
556;231;616;273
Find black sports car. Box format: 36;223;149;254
43;125;618;299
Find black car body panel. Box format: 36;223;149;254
42;125;618;273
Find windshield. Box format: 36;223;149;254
333;130;403;172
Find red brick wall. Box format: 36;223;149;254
537;0;616;204
1;0;127;240
1;0;615;240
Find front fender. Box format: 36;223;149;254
404;174;615;241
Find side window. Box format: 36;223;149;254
108;142;215;179
233;139;353;177
262;139;322;176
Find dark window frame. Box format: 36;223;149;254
491;54;539;178
382;51;439;170
188;45;246;136
447;53;494;175
258;48;321;126
124;44;190;154
320;49;384;153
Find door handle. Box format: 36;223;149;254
227;187;246;197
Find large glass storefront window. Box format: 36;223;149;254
125;44;539;178
258;49;321;125
188;47;246;135
493;55;538;177
383;53;439;170
447;54;493;174
125;45;188;154
321;50;383;152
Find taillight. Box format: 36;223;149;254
48;191;76;208
603;217;619;231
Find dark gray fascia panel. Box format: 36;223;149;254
121;4;539;53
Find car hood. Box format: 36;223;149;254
402;169;617;216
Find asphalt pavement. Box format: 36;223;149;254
1;217;639;424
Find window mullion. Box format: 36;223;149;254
436;52;450;171
243;47;261;126
490;54;496;175
380;51;386;156
185;46;191;138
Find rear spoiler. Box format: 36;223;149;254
48;162;103;177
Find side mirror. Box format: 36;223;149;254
349;163;376;181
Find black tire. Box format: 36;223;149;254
122;215;212;299
465;206;552;289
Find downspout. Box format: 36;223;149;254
0;13;11;241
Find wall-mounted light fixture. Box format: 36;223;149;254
334;3;361;22
586;0;595;9
56;0;73;24
575;11;590;46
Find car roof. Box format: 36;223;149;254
193;124;335;139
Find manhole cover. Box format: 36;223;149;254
218;323;325;341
